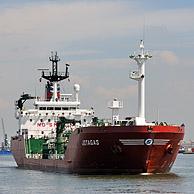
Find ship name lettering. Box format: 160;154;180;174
82;139;99;146
36;122;57;128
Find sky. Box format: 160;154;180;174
0;0;194;142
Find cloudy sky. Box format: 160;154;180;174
0;0;194;142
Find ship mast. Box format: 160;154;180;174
41;52;70;101
129;40;152;125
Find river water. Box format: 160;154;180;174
0;154;193;194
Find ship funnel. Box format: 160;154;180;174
108;99;123;126
74;84;80;102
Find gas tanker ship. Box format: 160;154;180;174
11;41;184;174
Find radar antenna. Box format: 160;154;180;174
40;52;70;101
41;52;70;82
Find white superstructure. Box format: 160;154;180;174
15;52;94;139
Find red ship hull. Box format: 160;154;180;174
11;125;184;174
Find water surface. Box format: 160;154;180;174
0;154;193;194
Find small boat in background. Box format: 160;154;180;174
0;149;11;155
183;147;194;154
178;146;185;153
179;141;194;154
0;118;11;155
183;142;194;154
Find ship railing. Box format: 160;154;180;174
25;153;65;160
43;71;68;77
56;154;64;160
26;154;42;159
46;154;64;160
35;97;81;104
91;118;112;127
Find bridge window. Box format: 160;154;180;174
55;107;61;110
39;107;46;110
47;107;54;110
70;107;76;110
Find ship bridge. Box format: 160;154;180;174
15;52;94;139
